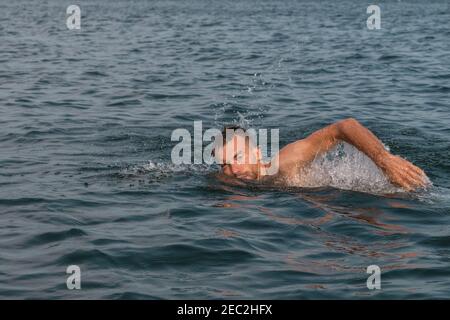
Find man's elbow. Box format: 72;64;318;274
335;118;360;138
341;117;359;125
338;118;360;129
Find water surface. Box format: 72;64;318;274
0;0;449;299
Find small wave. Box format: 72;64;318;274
106;292;162;299
378;54;402;61
54;249;116;267
23;228;87;247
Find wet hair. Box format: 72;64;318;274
221;124;246;146
211;124;246;158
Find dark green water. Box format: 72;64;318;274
0;0;449;299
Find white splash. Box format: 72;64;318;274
121;161;213;177
285;142;403;194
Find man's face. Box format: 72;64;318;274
215;134;260;180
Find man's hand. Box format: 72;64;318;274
378;153;428;191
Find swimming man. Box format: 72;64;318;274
214;118;428;191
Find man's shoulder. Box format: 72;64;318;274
275;139;311;175
279;139;311;162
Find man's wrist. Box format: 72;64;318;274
374;149;390;170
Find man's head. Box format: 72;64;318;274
214;125;262;180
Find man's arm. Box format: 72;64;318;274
277;118;428;190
